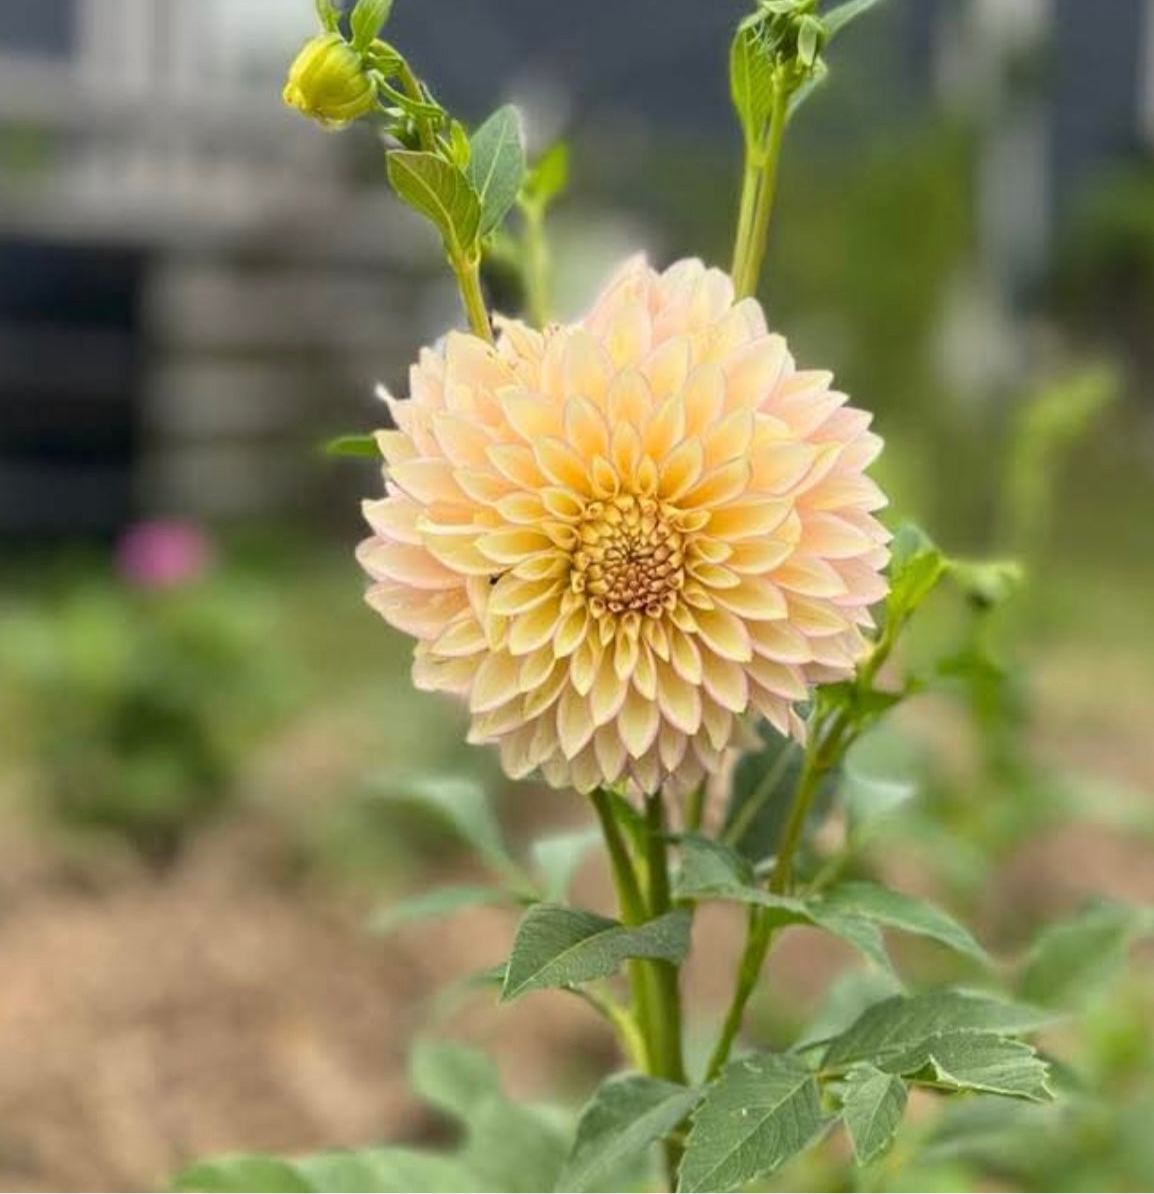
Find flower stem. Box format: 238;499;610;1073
451;251;494;343
643;792;687;1189
730;78;789;300
589;787;657;1075
704;717;839;1080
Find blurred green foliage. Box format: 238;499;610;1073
0;570;298;864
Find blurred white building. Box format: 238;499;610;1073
0;0;428;537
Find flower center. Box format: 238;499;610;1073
570;494;686;619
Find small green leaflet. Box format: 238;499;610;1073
559;1074;703;1193
824;0;892;41
822;990;1053;1070
841;1064;907;1164
501;905;691;1001
1019;900;1152;1009
409;1039;501;1123
843;766;916;840
387;151;481;259
673;835;892;973
175;1149;473;1193
461;1097;570;1193
678;1054;827;1193
324;433;379;459
349;0;394;51
885;521;947;628
813;881;991;966
367;773;516;874
886;1033;1054;1102
730;23;776;147
313;0;340;34
370;885;516;936
175;1156;313;1193
530;827;600;902
467;105;527;237
524;141;570;212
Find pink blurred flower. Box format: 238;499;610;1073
116;520;213;590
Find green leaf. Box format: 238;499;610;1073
673;835;893;973
501;905;692;1001
467;105;527;237
841;1064;908;1164
1019;900;1149;1008
349;0;394;50
674;833;756;895
794;969;903;1051
813;881;990;966
409;1039;501;1123
462;1098;569;1193
679;1054;827;1192
560;1074;703;1193
386;151;481;259
843;767;916;840
890;1033;1053;1102
175;1156;313;1193
722;722;807;863
367;773;515;873
313;0;340;34
524;141;570;211
324;433;379;459
174;1150;475;1194
796;14;822;68
370;884;517;935
822;991;1053;1070
787;58;829;122
885;522;947;628
730;23;777;147
531;827;600;902
824;0;892;41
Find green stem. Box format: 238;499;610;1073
452;251;494;343
521;204;551;328
768;738;828;895
643;792;687;1190
684;782;707;836
396;58;436;152
589;788;657;1074
704;715;840;1080
705;906;773;1081
730;78;790;300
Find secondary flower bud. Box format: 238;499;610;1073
283;33;376;129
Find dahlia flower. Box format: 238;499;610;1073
358;258;889;794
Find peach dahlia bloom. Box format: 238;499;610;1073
358;258;890;795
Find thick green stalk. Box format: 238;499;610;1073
643;792;687;1189
589;788;657;1074
730;79;790;299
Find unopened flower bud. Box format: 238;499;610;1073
283;33;375;129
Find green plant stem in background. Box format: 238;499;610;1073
522;205;551;327
731;79;789;299
704;710;848;1081
453;252;494;342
